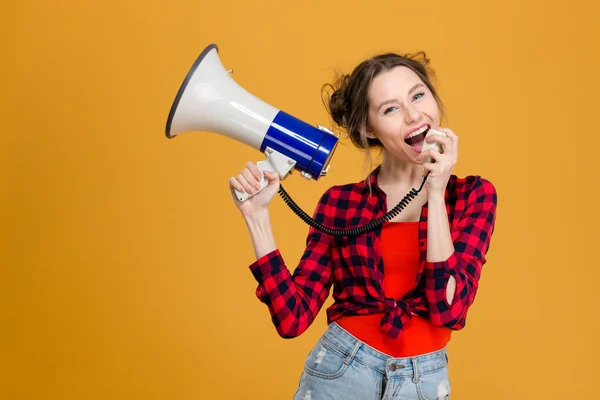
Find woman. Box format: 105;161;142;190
228;51;497;399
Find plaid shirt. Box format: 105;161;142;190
249;167;497;339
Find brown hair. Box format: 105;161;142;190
322;51;446;173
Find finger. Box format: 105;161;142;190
432;129;459;157
416;148;442;163
437;127;458;141
263;170;280;183
428;149;447;166
237;173;256;194
425;135;452;151
426;134;451;145
422;162;436;175
439;128;458;155
229;176;246;195
246;161;263;182
242;169;261;191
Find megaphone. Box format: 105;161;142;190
166;44;339;202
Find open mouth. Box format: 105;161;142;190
404;125;430;150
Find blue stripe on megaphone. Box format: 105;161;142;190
261;111;337;179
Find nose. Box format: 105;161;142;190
404;103;421;124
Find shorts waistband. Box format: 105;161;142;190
322;322;448;377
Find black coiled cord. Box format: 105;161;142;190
278;175;428;237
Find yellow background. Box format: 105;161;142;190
2;0;599;399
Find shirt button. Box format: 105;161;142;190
419;241;425;246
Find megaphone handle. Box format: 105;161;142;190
234;160;274;202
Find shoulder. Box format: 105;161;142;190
317;181;366;204
449;175;497;211
450;175;496;197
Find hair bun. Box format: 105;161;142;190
322;73;350;129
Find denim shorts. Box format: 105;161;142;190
293;322;450;400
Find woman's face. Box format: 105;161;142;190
366;66;440;163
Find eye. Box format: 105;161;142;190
383;106;399;115
412;92;425;102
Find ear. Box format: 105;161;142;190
363;125;377;139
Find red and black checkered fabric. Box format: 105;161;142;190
249;167;497;339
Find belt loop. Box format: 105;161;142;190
344;340;361;365
411;356;419;383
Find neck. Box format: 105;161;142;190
377;151;424;189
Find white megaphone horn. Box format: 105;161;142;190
166;44;339;202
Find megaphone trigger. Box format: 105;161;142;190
234;174;269;202
234;147;297;202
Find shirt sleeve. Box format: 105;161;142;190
248;188;334;339
424;176;497;329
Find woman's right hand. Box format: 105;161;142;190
229;161;280;217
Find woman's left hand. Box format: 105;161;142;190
416;127;459;197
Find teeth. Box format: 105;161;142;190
406;125;429;139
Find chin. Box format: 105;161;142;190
385;148;416;164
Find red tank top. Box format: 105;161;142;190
336;221;451;357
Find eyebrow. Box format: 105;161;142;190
376;83;426;111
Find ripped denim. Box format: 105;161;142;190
293;322;451;400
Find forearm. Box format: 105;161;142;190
423;177;497;327
426;194;454;261
426;193;457;303
244;209;278;260
247;216;333;338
